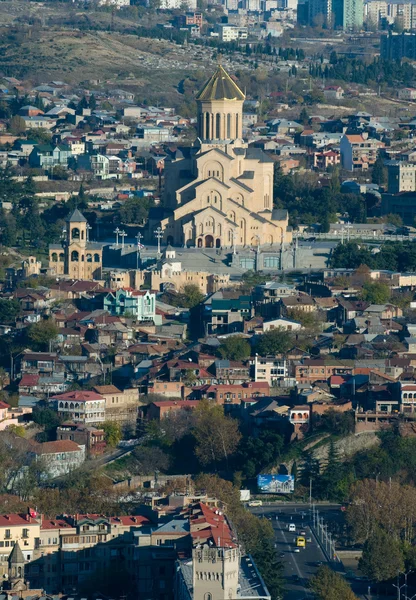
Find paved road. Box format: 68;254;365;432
251;504;334;600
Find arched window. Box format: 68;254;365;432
71;251;79;262
227;113;231;138
236;113;239;137
81;230;85;240
205;594;212;600
70;403;74;410
81;254;85;262
72;227;80;240
59;402;64;409
59;253;65;262
86;254;92;262
216;113;221;139
205;113;210;139
51;253;58;262
94;253;100;263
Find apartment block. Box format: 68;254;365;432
387;161;416;194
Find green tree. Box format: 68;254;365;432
329;241;374;269
256;328;293;355
102;421;122;447
8;115;26;135
28;320;59;351
299;450;320;488
218;336;251;361
359;527;404;582
319;440;343;501
177;284;204;309
0;299;21;324
299;107;309;125
193;401;241;468
372;155;387;186
32;406;62;431
360;280;391;304
310;566;358;600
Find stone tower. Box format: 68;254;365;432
196;65;245;143
192;547;240;600
6;542;27;592
49;209;103;280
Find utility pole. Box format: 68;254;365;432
309;478;312;506
114;227;120;247
154;227;163;258
136;232;143;270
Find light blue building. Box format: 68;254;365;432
104;288;159;323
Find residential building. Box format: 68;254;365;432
215;24;248;41
400;383;416;413
253;355;289;385
92;385;139;426
307;0;332;26
56;423;106;454
381;191;416;225
323;86;344;100
340;133;384;171
398;88;416;100
0;513;41;579
28;144;72;169
31;440;85;478
313;150;340;170
262;317;302;332
145;400;200;421
295;358;354;384
387;161;416;194
333;0;363;29
104;288;157;321
204;295;254;335
155;65;291;249
49;209;103;281
381;32;416;60
52;390;106;424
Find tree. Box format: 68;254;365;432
359;527;404;582
318;440;344;501
8;115;26;135
360;280;391;304
176;284;204;309
28;320;58;350
192;401;241;468
372;155;387;186
0;299;21;324
131;445;171;474
0;368;8;390
299;107;309;125
256;328;293;355
287;308;319;329
310;566;358;599
32;406;62;431
218;336;251;361
329;242;374;269
299;450;320;488
102;422;122;447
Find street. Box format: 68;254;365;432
250;504;343;600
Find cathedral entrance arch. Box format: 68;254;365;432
216;238;221;248
197;238;203;248
167;235;174;245
205;235;214;248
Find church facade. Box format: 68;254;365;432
49;209;103;280
154;65;292;249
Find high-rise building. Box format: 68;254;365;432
333;0;363;29
381;31;416;59
307;0;332;26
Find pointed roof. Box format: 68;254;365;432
68;209;87;223
196;65;245;102
9;542;25;564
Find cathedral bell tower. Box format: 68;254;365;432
196;64;245;143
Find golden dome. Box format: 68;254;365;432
196;65;245;102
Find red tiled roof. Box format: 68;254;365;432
0;514;37;526
41;518;73;530
32;440;82;454
0;400;10;409
51;391;104;402
152;400;200;409
19;374;40;387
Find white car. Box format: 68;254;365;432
248;500;263;507
294;548;301;553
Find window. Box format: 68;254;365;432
94;253;100;263
71;227;80;240
71;250;79;262
23;529;29;539
51;252;58;262
5;530;10;539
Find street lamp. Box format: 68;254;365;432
154;227;163;258
136;232;143;270
120;230;127;249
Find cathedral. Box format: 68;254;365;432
49;209;103;280
153;64;292;249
